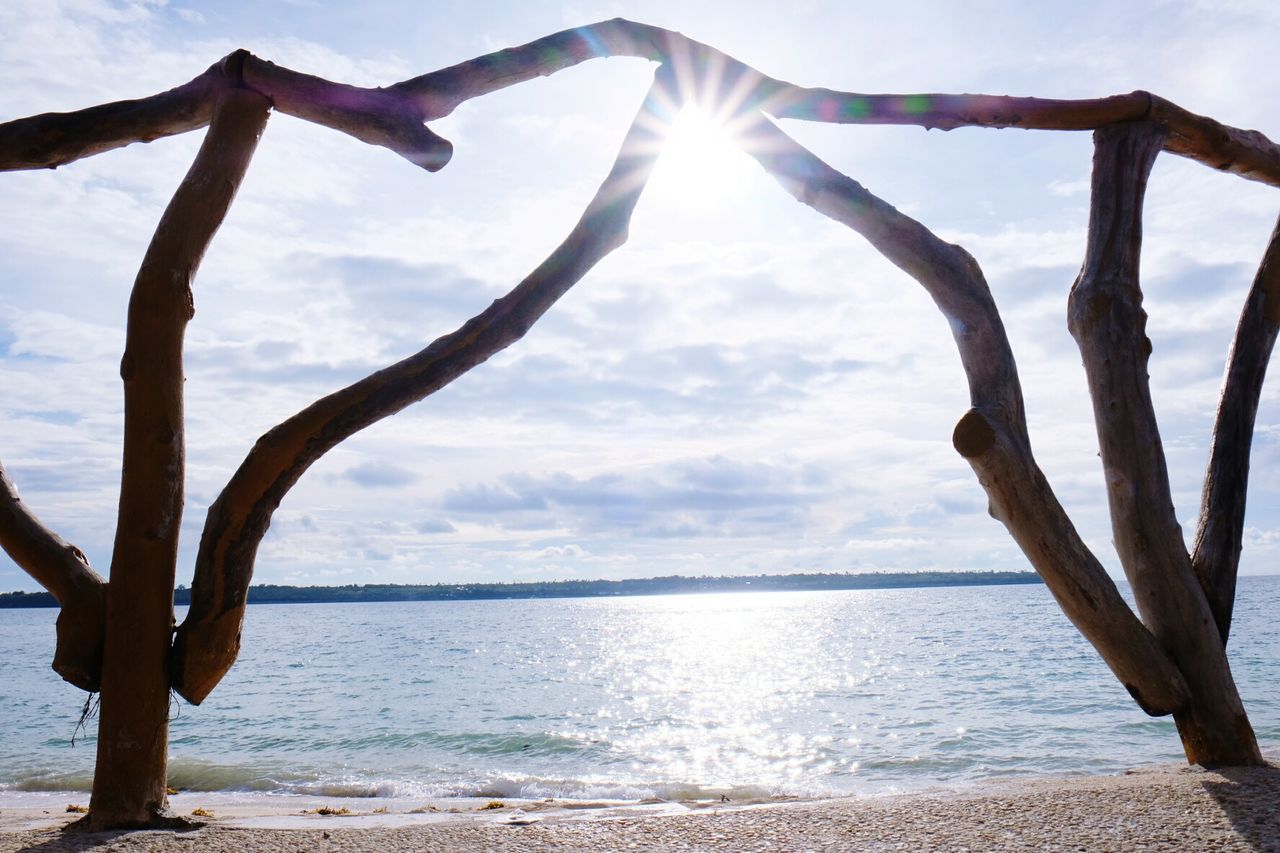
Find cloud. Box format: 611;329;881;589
341;461;420;488
3;0;1279;591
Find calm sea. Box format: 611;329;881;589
2;578;1278;804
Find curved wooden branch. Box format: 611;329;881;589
0;51;450;174
400;19;1280;187
1067;121;1259;763
733;109;1190;715
0;64;221;172
0;459;106;690
951;413;1190;714
239;54;452;171
89;87;271;823
169;67;675;705
1191;213;1280;644
4;20;1277;185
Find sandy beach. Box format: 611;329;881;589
2;760;1278;852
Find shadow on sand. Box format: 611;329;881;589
1200;762;1280;851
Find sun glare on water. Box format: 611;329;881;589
648;104;756;211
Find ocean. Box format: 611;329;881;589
2;578;1278;806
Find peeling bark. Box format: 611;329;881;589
1067;122;1261;766
1192;215;1280;644
0;461;106;690
169;67;675;705
86;87;271;830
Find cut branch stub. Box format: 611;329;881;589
1068;120;1260;765
0;460;106;690
239;54;452;172
169;66;678;705
1192;213;1280;644
952;409;1189;715
88;86;271;829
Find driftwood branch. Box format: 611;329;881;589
168;67;676;705
89;87;271;823
1192;214;1280;644
734;110;1189;715
400;20;1280;187
1067;121;1259;764
0;66;220;172
0;460;106;690
0;51;449;174
3;20;1277;186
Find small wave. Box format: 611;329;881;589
5;770;94;793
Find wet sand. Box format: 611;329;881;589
2;760;1278;851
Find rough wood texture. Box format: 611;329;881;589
1067;122;1261;766
734;109;1189;717
87;87;271;830
398;20;1280;186
169;68;675;705
0;461;105;690
3;20;1277;185
0;69;218;171
1192;215;1280;644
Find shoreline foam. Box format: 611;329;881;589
3;760;1278;851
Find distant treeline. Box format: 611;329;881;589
0;570;1040;608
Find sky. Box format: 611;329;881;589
1;0;1278;591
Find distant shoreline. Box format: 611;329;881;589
0;570;1040;608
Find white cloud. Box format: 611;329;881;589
2;0;1279;593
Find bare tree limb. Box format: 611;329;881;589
0;51;450;174
1192;213;1280;644
1067;121;1259;764
0;459;106;690
4;20;1277;186
733;109;1190;715
400;19;1280;187
169;67;676;705
89;86;271;826
0;62;222;171
951;413;1190;714
239;53;452;171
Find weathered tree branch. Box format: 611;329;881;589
3;20;1277;186
734;110;1189;716
169;67;675;705
89;86;271;827
1192;213;1280;644
0;51;450;174
0;459;106;690
0;60;223;171
400;19;1280;187
1067;121;1259;764
239;54;452;171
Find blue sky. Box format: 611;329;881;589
1;0;1278;590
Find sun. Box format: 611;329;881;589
648;104;756;211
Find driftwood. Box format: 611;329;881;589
170;67;675;704
1192;215;1280;644
0;461;105;690
1;15;1277;828
3;22;1279;186
1067;122;1258;764
86;86;270;828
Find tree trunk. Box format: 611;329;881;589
1068;121;1262;767
81;87;269;830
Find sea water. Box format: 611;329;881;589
2;578;1278;804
